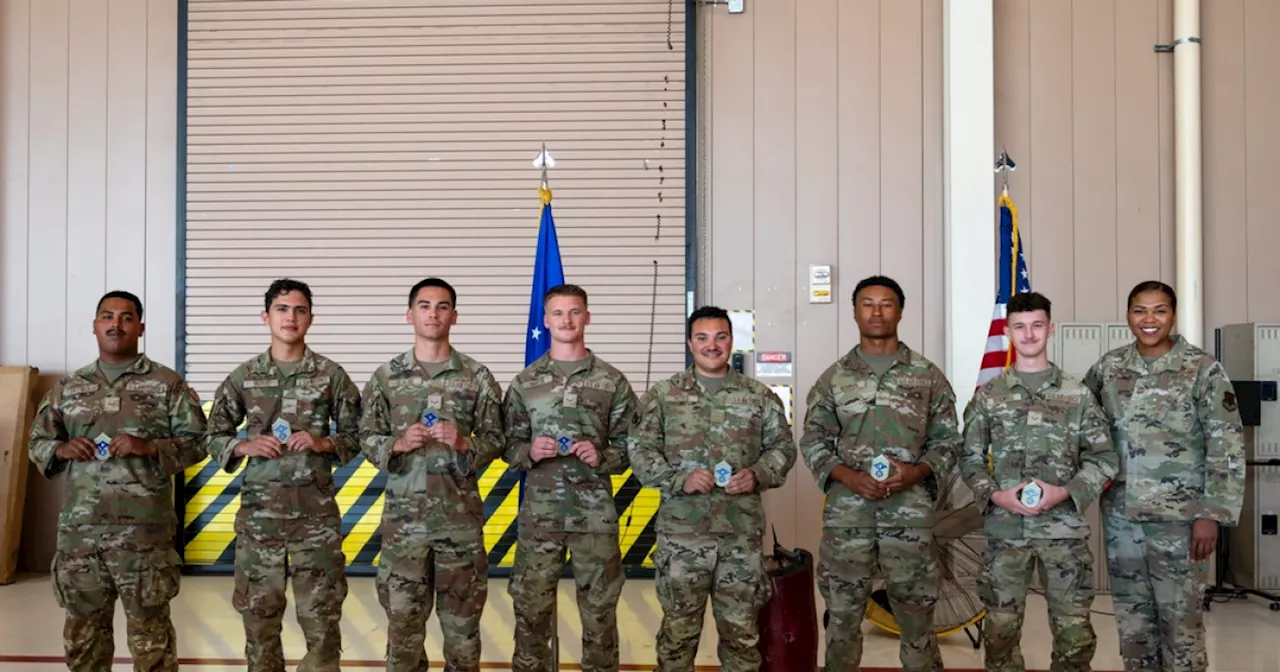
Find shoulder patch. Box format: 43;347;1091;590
1223;390;1238;413
631;410;642;426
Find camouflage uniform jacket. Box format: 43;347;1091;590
800;343;961;528
961;364;1119;539
1083;335;1245;524
204;347;362;519
502;352;638;534
359;348;504;539
627;367;796;538
28;355;208;539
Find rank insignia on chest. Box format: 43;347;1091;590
103;396;120;414
271;418;292;443
714;460;732;487
1026;410;1044;426
871;455;891;481
557;435;573;456
281;398;298;416
1020;482;1043;508
710;408;726;424
94;433;111;460
422;410;438;427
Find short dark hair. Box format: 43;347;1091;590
96;290;143;320
264;278;312;312
852;275;905;308
1007;291;1051;319
544;284;588;308
686;305;731;341
1127;280;1177;311
408;278;457;307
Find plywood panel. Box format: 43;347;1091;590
26;0;70;373
878;0;924;349
708;5;754;309
1114;0;1162;315
145;0;179;367
1028;0;1075;319
1202;0;1248;341
106;0;149;303
1244;0;1280;323
1071;0;1117;322
66;0;109;367
837;0;880;354
752;0;798;550
794;0;839;558
0;0;31;366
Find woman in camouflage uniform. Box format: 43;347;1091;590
1084;280;1245;672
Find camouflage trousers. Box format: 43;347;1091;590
1104;488;1208;672
51;526;182;672
817;526;942;672
232;513;348;672
377;516;488;672
508;529;625;672
653;533;770;672
979;538;1096;672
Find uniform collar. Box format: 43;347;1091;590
1120;334;1188;374
675;366;748;394
252;346;319;377
531;350;597;378
77;353;153;382
999;362;1063;394
838;341;913;376
391;347;463;378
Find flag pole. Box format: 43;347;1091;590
531;141;561;669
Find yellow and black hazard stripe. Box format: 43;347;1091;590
180;402;659;575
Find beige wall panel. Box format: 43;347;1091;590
66;0;110;368
836;0;881;355
0;0;31;367
145;0;180;361
792;0;840;557
1114;0;1162;314
2;0;177;571
921;0;944;366
878;0;925;350
708;6;753;308
106;0;150;307
1157;0;1176;286
1070;0;1118;323
1027;0;1075;319
26;0;70;375
1202;0;1248;346
706;0;942;545
994;0;1031;262
1244;0;1280;324
750;0;799;549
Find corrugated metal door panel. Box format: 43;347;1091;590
184;0;686;401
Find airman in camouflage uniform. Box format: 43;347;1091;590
360;278;505;672
204;279;362;672
1084;281;1245;672
628;305;796;672
503;284;638;672
960;292;1118;672
800;276;961;672
28;291;207;672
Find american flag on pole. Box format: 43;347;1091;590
976;190;1030;390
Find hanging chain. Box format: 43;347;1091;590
645;0;677;389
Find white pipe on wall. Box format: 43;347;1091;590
1173;0;1203;347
